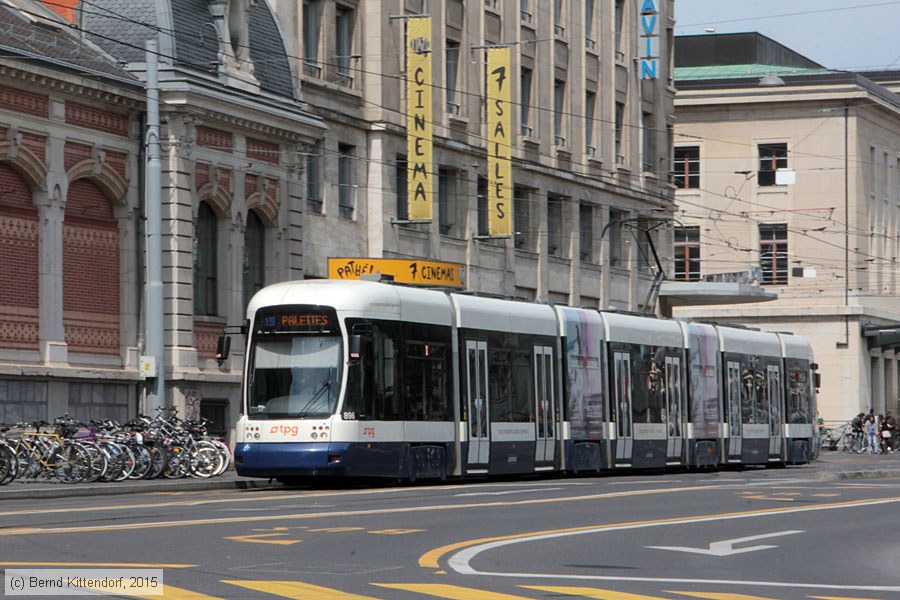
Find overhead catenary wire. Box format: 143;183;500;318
10;2;900;286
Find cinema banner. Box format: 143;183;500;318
406;16;433;221
486;46;512;237
328;258;465;288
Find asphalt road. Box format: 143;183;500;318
1;460;900;600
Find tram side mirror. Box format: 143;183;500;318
348;335;362;365
216;335;231;361
813;372;821;390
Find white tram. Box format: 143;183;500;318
233;280;819;482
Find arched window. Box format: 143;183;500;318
194;202;218;316
243;210;265;309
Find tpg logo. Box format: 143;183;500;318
270;424;299;436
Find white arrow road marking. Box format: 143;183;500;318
647;529;804;556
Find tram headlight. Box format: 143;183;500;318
253;432;260;440
310;432;318;439
320;433;327;439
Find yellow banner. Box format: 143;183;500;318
486;47;512;236
328;258;465;288
406;16;433;221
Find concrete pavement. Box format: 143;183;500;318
1;449;899;501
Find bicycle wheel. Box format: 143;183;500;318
0;444;17;485
188;442;224;478
163;445;189;479
80;442;108;483
51;441;91;484
144;444;168;479
127;444;152;480
111;444;137;481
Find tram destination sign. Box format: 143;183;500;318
328;257;466;288
256;307;339;334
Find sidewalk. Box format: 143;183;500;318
1;450;899;501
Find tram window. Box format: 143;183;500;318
786;359;812;424
488;348;534;423
404;342;451;421
344;322;401;420
621;343;666;425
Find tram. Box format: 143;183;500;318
233;279;819;482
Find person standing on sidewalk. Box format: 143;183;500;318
883;411;897;452
851;412;866;453
865;414;881;454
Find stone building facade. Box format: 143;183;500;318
0;0;676;440
672;33;900;423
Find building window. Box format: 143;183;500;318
758;143;788;187
642;111;655;173
338;143;354;220
674;226;700;281
585;0;596;49
514;186;531;250
614;0;625;57
553;0;565;36
438;167;456;236
520;67;533;136
335;6;355;87
395;155;408;221
520;0;533;23
477;176;489;237
243;210;265;309
759;223;788;285
193;202;218;316
585;91;596;156
674;146;700;189
306;142;322;213
580;203;594;262
446;40;460;114
554;79;566;145
547;195;564;257
608;209;626;267
614;102;624;163
302;0;321;77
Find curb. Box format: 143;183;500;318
814;468;900;481
0;478;278;501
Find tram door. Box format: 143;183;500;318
533;345;556;464
466;340;490;466
613;352;633;462
767;365;784;457
665;356;686;461
725;360;743;460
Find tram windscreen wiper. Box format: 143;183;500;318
297;376;332;414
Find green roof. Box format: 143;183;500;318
675;64;835;81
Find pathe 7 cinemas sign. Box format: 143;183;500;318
328;258;465;288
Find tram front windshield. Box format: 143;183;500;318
248;335;343;419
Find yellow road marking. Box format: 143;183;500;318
224;580;381;600
369;528;425;534
738;495;796;501
308;526;365;532
0;493;298;518
522;587;670;599
0;562;195;568
666;592;780;600
0;486;708;536
375;583;532;599
418;495;900;568
224;533;301;545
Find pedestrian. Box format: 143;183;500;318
865;414;880;454
883;411;897;453
851;412;866;453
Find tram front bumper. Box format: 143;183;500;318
234;441;351;477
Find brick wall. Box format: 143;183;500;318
0;164;38;351
62;178;119;355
